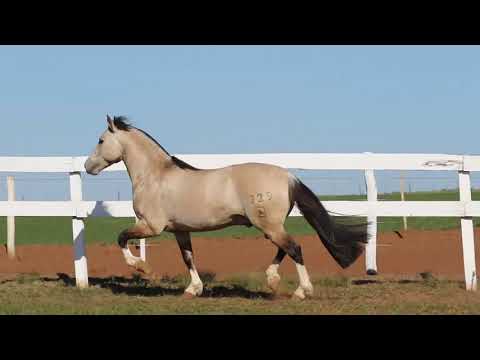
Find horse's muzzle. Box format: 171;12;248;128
84;158;99;175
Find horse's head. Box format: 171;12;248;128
84;115;127;175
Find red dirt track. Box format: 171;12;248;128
1;229;479;280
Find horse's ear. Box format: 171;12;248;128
106;115;116;133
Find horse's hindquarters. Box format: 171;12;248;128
230;163;292;228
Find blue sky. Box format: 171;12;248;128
0;45;479;200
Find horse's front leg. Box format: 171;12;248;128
174;232;203;298
118;220;155;274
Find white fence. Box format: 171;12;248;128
1;153;479;290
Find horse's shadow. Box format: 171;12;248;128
351;279;430;286
351;278;459;286
47;273;273;299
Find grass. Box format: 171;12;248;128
1;272;480;314
0;189;479;245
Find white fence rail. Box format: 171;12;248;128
1;153;479;290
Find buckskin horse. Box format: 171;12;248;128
85;116;368;299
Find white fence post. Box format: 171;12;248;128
7;176;15;259
140;239;146;262
69;171;89;288
458;170;477;291
136;217;146;262
365;168;378;275
400;170;408;230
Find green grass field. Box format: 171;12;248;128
1;189;479;245
1;272;480;314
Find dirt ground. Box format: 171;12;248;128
1;228;479;281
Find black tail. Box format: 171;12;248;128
290;176;370;269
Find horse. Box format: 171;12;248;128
84;115;369;299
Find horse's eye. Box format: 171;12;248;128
98;139;104;144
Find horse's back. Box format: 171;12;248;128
190;162;289;206
230;162;289;180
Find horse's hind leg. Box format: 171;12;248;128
266;248;286;293
174;232;203;297
118;220;154;274
264;226;313;300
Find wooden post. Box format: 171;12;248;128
365;168;378;275
458;170;477;291
69;172;89;288
400;171;408;230
7;176;15;259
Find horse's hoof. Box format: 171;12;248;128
267;275;281;293
291;287;306;301
291;293;305;301
134;261;152;275
366;269;378;276
182;291;197;300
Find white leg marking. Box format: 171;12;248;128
266;264;280;279
122;247;142;267
294;264;314;299
185;268;203;296
266;264;281;292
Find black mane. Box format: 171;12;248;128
112;116;200;171
113;116;132;131
171;156;200;170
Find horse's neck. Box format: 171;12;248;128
121;131;171;189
